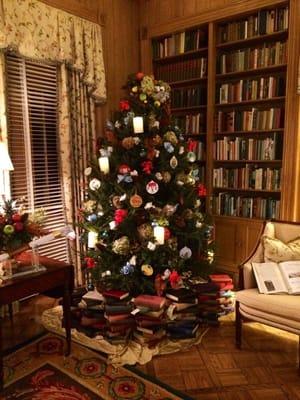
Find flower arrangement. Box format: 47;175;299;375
0;199;46;255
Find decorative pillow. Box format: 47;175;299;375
262;236;300;262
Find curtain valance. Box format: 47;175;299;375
0;0;106;102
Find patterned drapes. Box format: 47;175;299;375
0;0;106;283
58;65;96;284
0;0;106;102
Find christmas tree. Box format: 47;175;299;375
80;72;214;295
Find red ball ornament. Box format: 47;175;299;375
136;72;144;81
118;164;131;175
85;257;96;269
14;222;24;232
119;100;130;111
164;227;171;240
12;213;22;222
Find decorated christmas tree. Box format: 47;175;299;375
80;72;215;295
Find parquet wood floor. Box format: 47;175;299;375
136;316;299;399
2;296;299;399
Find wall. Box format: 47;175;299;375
41;0;140;133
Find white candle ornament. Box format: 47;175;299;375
154;226;165;245
88;231;98;248
98;156;110;174
133;117;144;133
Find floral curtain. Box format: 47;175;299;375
58;65;96;285
0;0;106;102
0;0;107;284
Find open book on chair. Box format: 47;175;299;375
252;261;300;295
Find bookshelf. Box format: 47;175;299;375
212;3;288;221
152;25;209;211
143;0;300;275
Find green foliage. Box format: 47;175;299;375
80;73;215;294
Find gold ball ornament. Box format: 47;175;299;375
130;194;143;208
162;171;171;183
112;236;130;255
164;131;178;145
137;223;153;240
154;100;161;107
112;196;122;209
132;86;138;93
141;264;154;276
122;137;135;150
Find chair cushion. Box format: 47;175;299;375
236;288;300;322
262;235;300;262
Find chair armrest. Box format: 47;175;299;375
238;222;266;290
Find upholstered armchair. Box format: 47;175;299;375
235;220;300;370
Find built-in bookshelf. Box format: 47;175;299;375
142;0;300;274
152;25;209;211
212;3;289;220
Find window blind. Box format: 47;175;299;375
5;53;69;261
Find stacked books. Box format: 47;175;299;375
103;290;135;344
208;274;235;317
165;288;200;339
132;294;168;346
69;289;106;338
191;282;222;326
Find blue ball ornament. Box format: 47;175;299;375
87;213;97;222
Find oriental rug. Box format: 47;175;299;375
1;333;192;400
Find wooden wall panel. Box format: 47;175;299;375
41;0;140;134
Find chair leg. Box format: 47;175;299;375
235;300;242;349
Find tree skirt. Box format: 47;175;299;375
42;306;208;366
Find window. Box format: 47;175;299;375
5;53;69;261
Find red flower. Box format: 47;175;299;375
136;72;144;80
85;257;96;269
114;209;128;225
141;160;153;174
169;270;181;288
197;183;207;197
187;139;197;152
119;100;130;111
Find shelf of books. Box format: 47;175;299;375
211;3;288;220
152;25;209;211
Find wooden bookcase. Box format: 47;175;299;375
141;0;300;275
152;25;209;211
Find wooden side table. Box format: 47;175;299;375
0;259;74;390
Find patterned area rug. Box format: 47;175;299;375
2;334;191;400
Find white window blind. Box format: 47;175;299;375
5;53;69;262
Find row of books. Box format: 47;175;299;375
152;28;207;59
174;113;206;135
217;75;285;104
213;134;283;161
194;141;206;161
171;87;207;109
217;41;287;74
212;193;280;219
155;57;207;82
213;166;281;191
218;6;289;43
215;108;284;132
69;277;235;344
